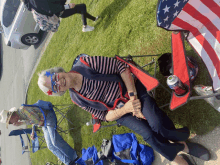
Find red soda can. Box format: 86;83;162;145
167;75;188;96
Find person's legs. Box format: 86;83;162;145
117;115;185;161
60;4;96;25
135;80;190;142
43;112;77;165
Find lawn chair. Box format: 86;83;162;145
156;0;220;110
8;128;45;154
22;100;74;134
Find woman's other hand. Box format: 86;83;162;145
123;99;141;113
69;3;75;8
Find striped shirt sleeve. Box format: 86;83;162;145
81;56;129;74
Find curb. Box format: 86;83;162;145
24;31;54;104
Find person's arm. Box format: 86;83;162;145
30;124;36;140
105;99;142;121
120;68;145;119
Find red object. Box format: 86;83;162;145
47;90;53;95
91;115;101;133
116;56;159;91
158;0;220;91
170;32;191;110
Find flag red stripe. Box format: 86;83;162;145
173;18;220;79
200;0;220;17
183;3;220;44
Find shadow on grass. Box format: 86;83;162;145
66;105;90;156
154;50;220;135
95;0;131;30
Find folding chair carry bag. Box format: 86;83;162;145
112;133;154;165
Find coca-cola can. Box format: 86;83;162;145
167;75;188;96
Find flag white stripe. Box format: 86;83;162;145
188;37;220;90
188;0;220;30
213;0;220;7
190;26;220;59
176;10;204;31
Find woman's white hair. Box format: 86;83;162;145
38;67;66;96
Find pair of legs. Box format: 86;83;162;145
117;80;190;164
60;4;96;28
42;111;77;165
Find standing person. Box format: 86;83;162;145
0;106;77;165
58;3;99;32
38;55;211;165
24;0;98;32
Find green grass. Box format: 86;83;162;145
27;0;220;164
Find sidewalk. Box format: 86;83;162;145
152;126;220;165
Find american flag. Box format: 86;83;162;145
157;0;220;91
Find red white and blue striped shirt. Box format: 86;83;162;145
77;56;128;120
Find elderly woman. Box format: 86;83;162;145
0;106;77;165
38;55;210;165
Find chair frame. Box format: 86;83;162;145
118;54;220;109
52;104;75;134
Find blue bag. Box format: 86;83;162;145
75;146;104;165
112;133;154;165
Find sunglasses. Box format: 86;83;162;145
51;73;60;93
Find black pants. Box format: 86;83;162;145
116;80;189;161
60;4;96;25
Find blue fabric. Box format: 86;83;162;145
9;129;32;136
76;133;154;165
76;146;101;165
9;129;40;154
19;135;26;155
112;133;154;165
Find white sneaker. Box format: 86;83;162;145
94;16;100;22
82;25;94;32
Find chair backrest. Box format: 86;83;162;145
9;128;41;154
22;101;57;129
9;129;32;136
156;0;220;91
31;100;74;134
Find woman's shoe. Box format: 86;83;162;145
179;154;195;165
94;16;100;22
185;140;211;161
82;25;94;32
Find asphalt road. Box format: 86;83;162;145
0;31;50;165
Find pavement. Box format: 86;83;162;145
152;126;220;165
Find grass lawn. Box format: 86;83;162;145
27;0;220;164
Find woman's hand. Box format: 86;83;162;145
69;3;75;8
123;99;141;114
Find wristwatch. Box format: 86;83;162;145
128;92;137;97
